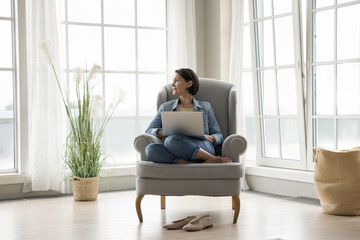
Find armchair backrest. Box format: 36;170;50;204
157;78;237;138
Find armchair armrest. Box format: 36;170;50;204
134;134;163;161
222;134;247;163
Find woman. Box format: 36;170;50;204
145;68;232;164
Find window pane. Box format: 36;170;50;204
274;16;294;66
263;118;280;158
314;0;335;8
137;0;166;27
0;0;11;17
260;70;277;115
68;25;102;69
313;10;334;62
314;65;334;115
0;71;14;118
0;20;13;68
140;118;152;134
105;119;137;166
256;0;272;18
277;68;297;115
337;4;360;60
138;74;167;116
338;119;360;149
273;0;292;15
105;73;136;116
104;27;135;71
245;117;256;161
257;20;275;67
337;63;360;115
138;29;167;71
68;0;101;23
315;119;334;149
280;119;300;160
0;122;14;170
104;0;135;25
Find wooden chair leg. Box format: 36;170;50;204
232;195;240;224
232;197;235;210
136;194;145;222
161;195;166;209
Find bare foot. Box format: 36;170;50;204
221;157;232;163
178;159;194;164
204;156;232;163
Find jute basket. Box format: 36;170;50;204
313;147;360;215
72;176;99;201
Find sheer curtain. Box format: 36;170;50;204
229;0;249;190
23;0;67;193
167;0;197;75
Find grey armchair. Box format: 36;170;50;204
134;78;247;223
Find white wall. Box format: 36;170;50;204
195;0;231;81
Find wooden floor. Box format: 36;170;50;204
1;190;359;240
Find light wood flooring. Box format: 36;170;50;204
1;190;360;240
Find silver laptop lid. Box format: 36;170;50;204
161;112;204;137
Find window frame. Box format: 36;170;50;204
306;0;360;171
249;0;307;170
0;0;21;174
61;0;168;166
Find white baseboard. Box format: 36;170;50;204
246;167;319;199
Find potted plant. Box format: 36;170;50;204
41;43;121;201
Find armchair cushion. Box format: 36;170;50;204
136;161;244;180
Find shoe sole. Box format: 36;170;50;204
184;224;213;231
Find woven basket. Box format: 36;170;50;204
72;176;99;201
313;147;360;215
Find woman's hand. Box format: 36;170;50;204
204;134;215;144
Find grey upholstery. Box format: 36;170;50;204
134;78;247;223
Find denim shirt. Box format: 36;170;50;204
145;97;224;156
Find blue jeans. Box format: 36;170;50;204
145;135;215;164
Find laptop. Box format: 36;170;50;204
161;111;205;139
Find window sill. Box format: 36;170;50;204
0;165;136;186
245;165;314;184
100;165;135;177
2;165;313;185
0;173;29;185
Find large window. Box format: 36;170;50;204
0;0;17;173
61;0;167;166
250;0;307;169
308;0;360;168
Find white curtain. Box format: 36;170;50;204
167;0;197;76
23;0;67;193
229;0;249;190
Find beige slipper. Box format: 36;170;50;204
163;216;197;230
183;215;213;231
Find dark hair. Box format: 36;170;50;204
175;68;199;95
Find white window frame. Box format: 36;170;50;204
61;0;168;166
0;0;21;174
306;0;360;171
242;0;257;163
249;0;307;170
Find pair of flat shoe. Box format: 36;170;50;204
163;215;213;231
